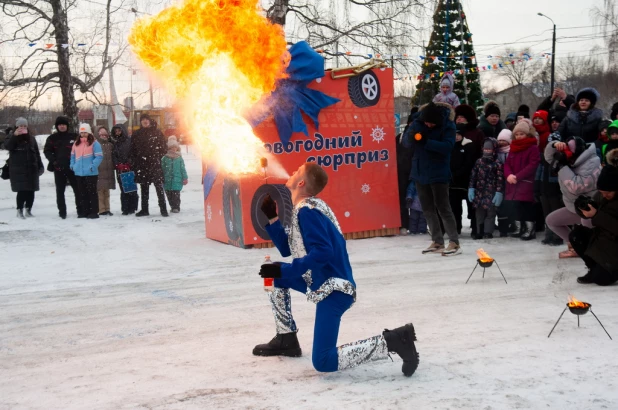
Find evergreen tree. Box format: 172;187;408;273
413;0;483;111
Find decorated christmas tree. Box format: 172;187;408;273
413;0;483;110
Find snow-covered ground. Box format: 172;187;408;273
1;147;617;409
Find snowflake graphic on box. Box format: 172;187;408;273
206;204;213;222
361;183;370;194
371;126;385;143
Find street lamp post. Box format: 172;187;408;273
538;13;556;97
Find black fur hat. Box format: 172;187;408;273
419;102;443;126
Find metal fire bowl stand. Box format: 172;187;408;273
547;304;613;340
465;259;508;284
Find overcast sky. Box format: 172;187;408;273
2;0;608;109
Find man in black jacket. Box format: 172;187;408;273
44;116;82;219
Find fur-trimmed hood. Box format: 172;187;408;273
419;101;455;121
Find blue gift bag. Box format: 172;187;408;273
120;171;137;193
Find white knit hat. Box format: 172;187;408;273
79;123;92;135
167;135;179;148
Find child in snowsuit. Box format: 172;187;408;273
432;73;460;108
405;181;427;234
468;138;505;239
161;136;188;213
504;119;541;240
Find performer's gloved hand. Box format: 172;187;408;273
468;188;475;202
259;262;282;278
413;132;427;145
261;194;277;219
492;192;503;207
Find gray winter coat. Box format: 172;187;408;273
544;143;601;213
96;137;116;190
5;132;44;192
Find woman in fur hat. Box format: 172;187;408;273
570;148;618;285
504;119;541;240
558;88;603;144
544;137;601;258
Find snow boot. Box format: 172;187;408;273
252;332;302;357
136;209;150;217
383;323;419;377
16;209;25;219
25;208;33;217
59;212;67;219
160;207;169;217
520;222;536;241
541;226;553;245
509;221;522;238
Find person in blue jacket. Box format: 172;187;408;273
70;123;103;219
403;102;462;256
254;163;419;377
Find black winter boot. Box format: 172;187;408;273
25;208;34;217
541;226;553;244
509;221;522;238
520;222;536;241
136;209;150;217
549;231;564;246
383;323;419;377
253;332;302;357
16;209;25;219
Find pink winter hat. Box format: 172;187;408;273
497;129;512;143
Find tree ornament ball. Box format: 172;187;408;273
414;133;423;141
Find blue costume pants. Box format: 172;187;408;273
271;276;388;372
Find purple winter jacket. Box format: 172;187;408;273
504;141;540;202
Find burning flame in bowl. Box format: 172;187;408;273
129;0;290;175
567;295;590;309
476;248;494;264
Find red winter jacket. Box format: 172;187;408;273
504;137;540;202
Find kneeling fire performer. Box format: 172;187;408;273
254;162;419;377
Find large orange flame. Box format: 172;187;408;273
476;248;494;263
567;295;589;308
128;0;290;174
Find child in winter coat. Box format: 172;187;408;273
534;111;565;246
96;126;116;216
161;136;188;213
449;124;476;234
432;73;460;108
405;182;427;234
496;129;512;236
545;137;601;258
504;119;541;240
600;120;618;165
70;123;103;219
468;138;505;239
